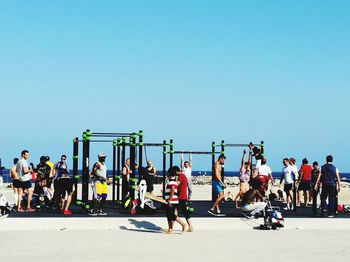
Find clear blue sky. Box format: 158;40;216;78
0;1;349;173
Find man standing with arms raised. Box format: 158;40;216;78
181;153;193;201
208;154;226;216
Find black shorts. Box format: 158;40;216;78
46;178;53;188
299;181;311;191
58;178;74;195
20;180;32;189
284;183;293;193
13;179;21;189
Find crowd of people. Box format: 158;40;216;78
5;146;342;221
9;150;74;215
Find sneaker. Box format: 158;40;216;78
63;210;73;215
88;209;98;216
208;209;217;216
97;209;107;216
242;211;255;219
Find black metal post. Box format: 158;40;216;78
82;129;91;208
130;134;136;200
212;141;216;202
117;139;121;202
169;139;174;167
121;138;126;200
221;140;225;182
162;140;167;199
138;130;143;180
112;140;117;202
72;137;79;201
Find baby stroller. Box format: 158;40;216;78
260;199;284;230
0;194;12;216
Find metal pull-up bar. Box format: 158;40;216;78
172;151;222;155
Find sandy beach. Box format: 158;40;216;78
0;180;350;262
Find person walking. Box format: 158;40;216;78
314;155;341;217
208;154;226;216
164;167;186;234
174;166;193;232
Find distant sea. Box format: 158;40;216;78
1;169;350;182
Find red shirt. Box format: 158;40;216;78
177;173;188;200
300;164;312;181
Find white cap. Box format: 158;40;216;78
98;152;107;158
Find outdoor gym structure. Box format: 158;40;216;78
72;130;171;210
72;129;265;210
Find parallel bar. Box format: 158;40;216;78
91;132;133;136
78;140;114;143
172;151;221;155
211;142;216;201
117;144;121;202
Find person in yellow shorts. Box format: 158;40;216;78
89;153;108;216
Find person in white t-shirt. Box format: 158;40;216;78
280;158;294;210
289;158;300;206
181;153;192;201
16;150;35;212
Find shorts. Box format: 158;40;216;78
46;178;53;188
212;180;224;194
20;180;32;189
284;183;293;193
92;181;107;200
13;179;21;188
59;178;74;195
299;181;311;191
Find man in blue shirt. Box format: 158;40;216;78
314;155;341;217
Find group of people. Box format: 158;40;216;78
207;144;341;219
8;146;342;220
9;150;74;215
280;155;341;217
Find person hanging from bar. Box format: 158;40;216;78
233;149;252;208
180;153;193;201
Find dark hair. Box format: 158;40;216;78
184;161;189;165
283;158;289;162
313;161;318;166
218;154;226;160
261;158;267;165
167;166;177;177
21;150;29;156
326;155;333;163
302;158;308;164
46;156;50;161
13;158;19;164
289;158;296;164
61;154;67;159
40;156;47;162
